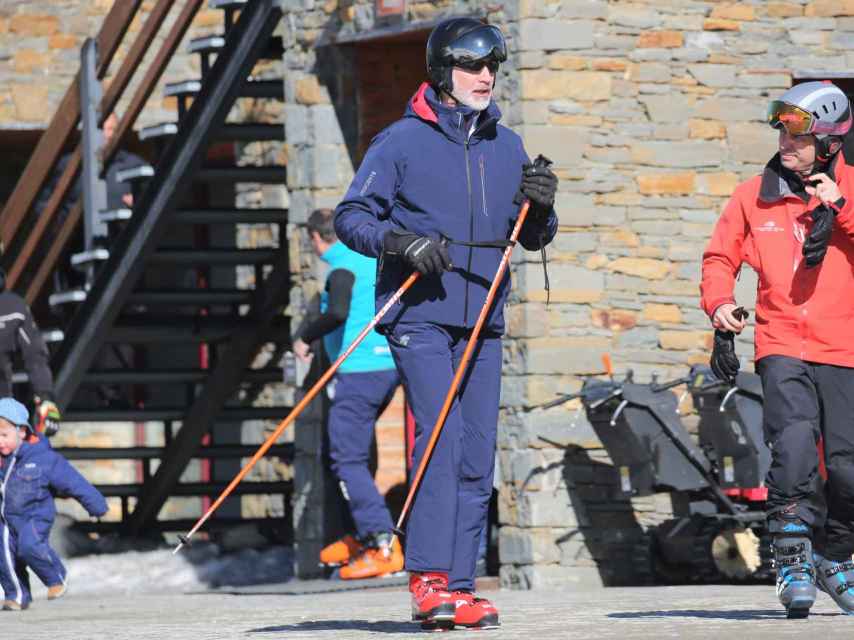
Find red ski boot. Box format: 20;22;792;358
453;591;500;629
410;572;456;631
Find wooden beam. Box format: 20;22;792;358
99;0;176;123
104;0;205;168
6;150;80;291
10;0;192;301
0;0;141;250
25;201;82;306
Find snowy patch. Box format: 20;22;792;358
28;544;294;598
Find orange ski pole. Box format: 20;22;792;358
392;200;533;545
174;270;420;554
602;353;613;378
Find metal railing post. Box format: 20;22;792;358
79;38;109;286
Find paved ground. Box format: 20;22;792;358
4;583;851;639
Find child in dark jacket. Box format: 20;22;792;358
0;397;107;611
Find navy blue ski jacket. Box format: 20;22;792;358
0;437;107;526
334;83;558;334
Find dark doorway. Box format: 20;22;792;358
321;28;431;165
354;30;429;160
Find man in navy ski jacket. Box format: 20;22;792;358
334;18;558;630
0;397;107;610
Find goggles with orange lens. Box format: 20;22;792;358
767;101;816;135
768;100;849;136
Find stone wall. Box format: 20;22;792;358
494;0;852;588
279;0;854;589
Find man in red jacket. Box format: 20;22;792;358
701;81;854;618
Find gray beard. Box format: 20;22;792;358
455;91;490;112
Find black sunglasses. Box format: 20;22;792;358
455;59;500;73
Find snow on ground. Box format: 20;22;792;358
29;543;295;599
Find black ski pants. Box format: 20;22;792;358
758;355;854;560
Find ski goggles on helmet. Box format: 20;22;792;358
767;100;852;136
444;25;507;69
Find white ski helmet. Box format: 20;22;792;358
767;81;852;139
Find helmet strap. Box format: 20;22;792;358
438;66;453;98
813;136;843;171
816;137;831;164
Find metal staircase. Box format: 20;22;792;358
3;0;294;539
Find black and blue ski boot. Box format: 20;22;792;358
814;553;854;615
772;520;816;619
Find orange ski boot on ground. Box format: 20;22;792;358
47;582;68;600
452;591;500;629
339;533;404;579
410;571;456;631
319;534;364;566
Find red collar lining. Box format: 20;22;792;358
410;82;438;124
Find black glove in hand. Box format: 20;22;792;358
710;330;740;384
383;230;451;276
520;163;558;218
803;204;836;268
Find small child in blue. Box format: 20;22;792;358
0;397;107;611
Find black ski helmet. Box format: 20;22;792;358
426;17;507;96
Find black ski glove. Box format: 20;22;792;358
383;230;451;276
710;329;740;384
803;201;841;268
520;162;558;224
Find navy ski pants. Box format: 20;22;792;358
1;517;66;606
328;368;401;538
387;322;501;592
758;355;854;560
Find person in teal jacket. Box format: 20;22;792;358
293;209;403;579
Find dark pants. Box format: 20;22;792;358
0;517;66;606
387;323;501;592
328;369;401;539
758;355;854;560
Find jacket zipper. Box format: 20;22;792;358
464;138;474;326
1;453;16;520
479;155;488;217
0;453;21;604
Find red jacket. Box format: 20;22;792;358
701;154;854;367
